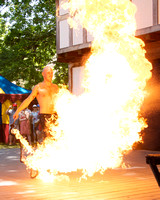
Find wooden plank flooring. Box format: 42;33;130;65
0;148;160;199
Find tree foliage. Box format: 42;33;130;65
0;0;68;89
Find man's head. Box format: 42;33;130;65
12;103;17;110
33;104;37;110
42;65;53;82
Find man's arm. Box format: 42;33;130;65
54;84;59;93
13;85;38;120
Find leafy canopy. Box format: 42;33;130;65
0;0;68;89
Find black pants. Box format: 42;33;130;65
39;113;58;139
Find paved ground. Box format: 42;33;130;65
0;148;160;200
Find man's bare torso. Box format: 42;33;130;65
36;82;59;114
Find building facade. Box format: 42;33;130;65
56;0;160;94
56;0;160;149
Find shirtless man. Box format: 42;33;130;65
13;65;59;139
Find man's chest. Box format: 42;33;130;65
38;86;55;97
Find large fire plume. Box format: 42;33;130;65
12;0;152;182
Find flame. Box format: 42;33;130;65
13;0;152;182
11;129;33;155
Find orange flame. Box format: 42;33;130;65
13;0;152;182
11;129;33;155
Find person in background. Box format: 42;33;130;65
30;104;38;143
36;104;40;113
6;103;19;145
34;104;41;143
19;107;32;145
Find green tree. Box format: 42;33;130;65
0;0;68;89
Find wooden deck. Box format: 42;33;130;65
0;148;160;199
